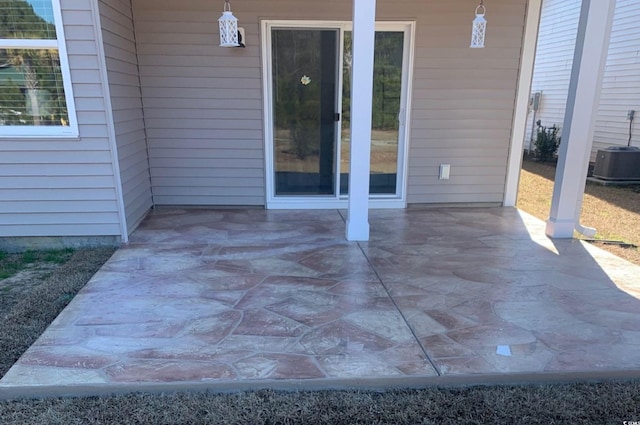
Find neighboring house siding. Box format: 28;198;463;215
99;0;152;232
0;0;122;238
528;0;640;160
133;0;527;206
525;0;580;148
594;0;640;154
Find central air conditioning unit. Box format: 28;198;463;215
593;146;640;180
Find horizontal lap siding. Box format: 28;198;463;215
134;0;269;206
526;0;580;149
405;0;525;204
133;0;526;205
594;0;640;156
0;0;122;238
99;0;152;231
529;0;639;161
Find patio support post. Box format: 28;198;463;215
503;0;543;207
346;0;377;241
545;0;616;238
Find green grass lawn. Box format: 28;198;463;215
0;249;75;280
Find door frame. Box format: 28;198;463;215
261;20;415;209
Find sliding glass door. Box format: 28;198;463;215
341;31;405;195
264;22;413;207
272;29;339;195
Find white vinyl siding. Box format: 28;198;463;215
525;0;581;148
99;0;152;232
0;0;122;238
593;0;640;154
133;0;526;206
528;0;640;160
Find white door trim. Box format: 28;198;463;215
260;20;415;210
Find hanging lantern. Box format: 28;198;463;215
219;0;240;47
470;1;487;48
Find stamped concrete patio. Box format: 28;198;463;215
2;207;640;393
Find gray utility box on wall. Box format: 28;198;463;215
593;146;640;180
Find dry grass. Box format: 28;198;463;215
0;248;115;378
517;159;640;265
275;129;399;174
1;383;640;424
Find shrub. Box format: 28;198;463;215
534;123;561;162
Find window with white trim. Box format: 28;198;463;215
0;0;77;137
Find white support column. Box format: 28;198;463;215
546;0;616;238
503;0;543;207
346;0;377;241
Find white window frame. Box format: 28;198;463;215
0;0;78;138
261;20;415;210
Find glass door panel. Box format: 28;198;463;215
340;31;404;195
272;29;339;195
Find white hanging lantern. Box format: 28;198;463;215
470;2;487;48
219;0;240;47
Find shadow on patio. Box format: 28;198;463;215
1;207;640;393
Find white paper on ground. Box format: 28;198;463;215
496;345;512;357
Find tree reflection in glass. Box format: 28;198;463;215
0;0;68;127
341;31;403;194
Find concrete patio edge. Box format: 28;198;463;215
2;369;640;401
